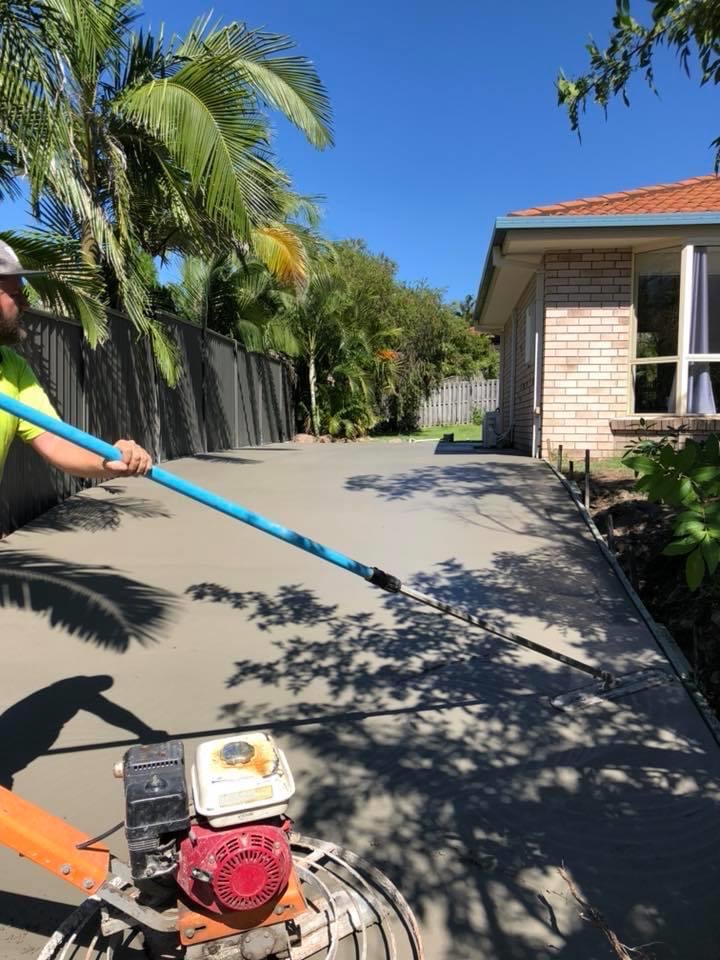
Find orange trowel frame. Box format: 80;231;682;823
0;785;109;894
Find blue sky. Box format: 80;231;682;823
5;0;719;301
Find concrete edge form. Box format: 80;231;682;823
543;458;720;747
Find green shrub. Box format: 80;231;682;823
623;434;720;591
471;407;484;427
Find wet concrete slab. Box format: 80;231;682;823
1;441;718;959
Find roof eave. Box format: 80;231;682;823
474;210;720;329
473;224;505;328
496;210;720;230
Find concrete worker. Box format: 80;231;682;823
0;240;152;480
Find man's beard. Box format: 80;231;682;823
0;311;25;346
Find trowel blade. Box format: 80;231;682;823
551;667;675;713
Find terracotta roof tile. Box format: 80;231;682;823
509;175;720;217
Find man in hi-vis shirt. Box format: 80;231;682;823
0;240;152;480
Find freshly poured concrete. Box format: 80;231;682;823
1;442;719;959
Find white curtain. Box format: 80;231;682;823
687;247;717;414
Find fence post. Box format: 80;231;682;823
145;334;162;463
557;444;563;473
200;316;208;453
80;337;90;435
258;356;264;445
232;340;239;449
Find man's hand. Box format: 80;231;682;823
31;432;153;479
102;439;153;477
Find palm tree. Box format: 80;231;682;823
452;294;476;324
280;267;395;438
168;253;299;357
169;242;399;438
0;1;332;379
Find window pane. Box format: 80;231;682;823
687;361;720;414
635;251;680;358
632;363;676;413
705;248;720;353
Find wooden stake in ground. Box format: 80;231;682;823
557;444;563;473
607;512;615;554
584;449;591;511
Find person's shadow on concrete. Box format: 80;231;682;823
0;675;168;789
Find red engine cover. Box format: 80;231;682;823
177;822;292;914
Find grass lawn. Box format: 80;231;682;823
370;423;482;442
558;455;634;479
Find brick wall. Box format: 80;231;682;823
514;281;536;453
542;249;632;458
499;280;536;452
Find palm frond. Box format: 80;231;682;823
54;0;135;87
251;224;307;287
114;24;167;93
262;317;299;356
276;190;324;228
117;58;278;240
0;140;20;200
0;228;107;343
235;319;264;352
167;254;217;324
191;23;333;148
149;319;180;385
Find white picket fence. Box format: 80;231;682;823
419;377;499;427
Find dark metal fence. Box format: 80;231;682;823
0;309;294;536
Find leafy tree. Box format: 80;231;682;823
557;0;720;164
0;0;332;378
332;240;398;329
384;285;497;431
384;284;451;432
330;240;402;411
443;315;499;380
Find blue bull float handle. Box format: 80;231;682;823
0;392;402;589
0;394;620;685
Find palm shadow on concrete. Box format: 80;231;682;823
0;675;168;789
186;559;720;960
15;488;172;535
0;548;175;650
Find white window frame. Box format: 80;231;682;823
630;243;720;415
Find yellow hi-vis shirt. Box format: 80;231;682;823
0;347;58;477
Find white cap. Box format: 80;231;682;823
0;239;46;277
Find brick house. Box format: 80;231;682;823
473;175;720;458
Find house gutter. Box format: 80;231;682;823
474;210;720;326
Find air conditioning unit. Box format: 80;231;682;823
482;410;500;447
